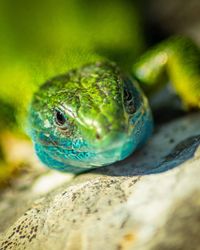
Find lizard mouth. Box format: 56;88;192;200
35;131;128;154
34;138;128;172
31;126;131;171
31;125;129;153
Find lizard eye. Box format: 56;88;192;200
124;88;135;114
54;109;68;128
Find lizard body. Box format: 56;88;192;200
0;0;199;176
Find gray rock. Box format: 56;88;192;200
147;0;200;43
0;113;200;250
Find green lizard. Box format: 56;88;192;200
0;0;199;179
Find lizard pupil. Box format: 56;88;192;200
55;109;67;127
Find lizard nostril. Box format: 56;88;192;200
96;132;101;140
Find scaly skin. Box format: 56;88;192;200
133;36;200;108
28;62;152;172
0;0;199;176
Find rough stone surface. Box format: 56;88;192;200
0;112;200;250
147;0;200;43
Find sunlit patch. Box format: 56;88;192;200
44;119;51;128
32;171;73;195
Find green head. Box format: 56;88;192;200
28;62;153;173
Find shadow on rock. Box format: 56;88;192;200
91;135;200;177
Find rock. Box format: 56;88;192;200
146;0;200;44
0;112;200;250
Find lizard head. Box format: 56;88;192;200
28;62;153;173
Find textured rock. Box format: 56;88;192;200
147;0;200;43
0;113;200;250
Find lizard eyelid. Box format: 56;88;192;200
54;108;68;128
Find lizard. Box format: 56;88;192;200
0;0;199;178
